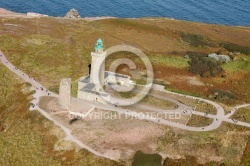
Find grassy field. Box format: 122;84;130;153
222;55;250;72
231;107;250;123
0;15;250;165
71;79;79;97
0;17;249;105
139;95;176;109
0;64;122;165
131;150;162;166
195;101;217;115
186;114;213;127
157;122;250;165
148;54;189;68
117;87;176;109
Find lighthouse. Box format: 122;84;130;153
90;38;106;91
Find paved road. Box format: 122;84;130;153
97;76;249;131
86;87;250;131
0;51;115;160
0;50;249;154
224;104;250;119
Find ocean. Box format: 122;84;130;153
0;0;249;26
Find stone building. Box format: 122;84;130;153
59;78;71;109
77;38;131;104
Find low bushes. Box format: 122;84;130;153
220;42;250;55
180;33;218;47
188;55;223;77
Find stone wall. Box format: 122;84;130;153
152;84;165;91
77;90;110;104
105;72;131;87
59;78;71;109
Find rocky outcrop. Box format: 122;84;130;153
65;8;81;18
208;53;230;63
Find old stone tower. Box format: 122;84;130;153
59;78;71;109
90;38;106;91
77;38;131;104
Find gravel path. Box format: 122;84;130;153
0;50;249;160
0;51;115;160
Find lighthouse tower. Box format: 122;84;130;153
90;38;106;91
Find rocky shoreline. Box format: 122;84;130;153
1;8;249;27
0;7;116;21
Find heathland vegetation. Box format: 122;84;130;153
0;13;250;165
0;60;122;166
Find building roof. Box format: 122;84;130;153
95;38;103;50
82;83;95;91
80;83;109;97
80;76;90;83
105;71;129;79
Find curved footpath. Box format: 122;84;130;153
0;51;115;160
0;51;249;159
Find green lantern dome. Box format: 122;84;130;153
95;38;103;50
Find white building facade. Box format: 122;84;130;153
77;39;131;104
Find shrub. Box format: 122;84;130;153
185;51;207;57
180;33;217;47
211;89;238;100
188;55;223;77
220;43;250;55
132;150;162;166
163;156;225;166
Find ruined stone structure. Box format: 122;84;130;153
77;38;131;104
59;78;71;109
64;8;81;18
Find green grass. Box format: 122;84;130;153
240;138;250;165
103;19;168;35
131;150;162;166
0;16;249;166
222;56;250;72
195;102;217;115
131;78;147;85
180;33;217;47
220;42;250;55
186;115;213;127
139;95;176;109
165;86;201;97
149;54;189;68
157;121;250;165
48;84;59;94
163;156;223;166
119;91;137;99
0;19;91;90
0;64;122;166
71;79;79;97
231;107;250;123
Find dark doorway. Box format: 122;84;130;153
88;64;91;75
